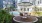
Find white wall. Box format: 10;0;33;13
21;0;30;2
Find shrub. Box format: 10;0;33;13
35;17;42;23
0;10;12;23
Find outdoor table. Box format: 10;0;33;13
13;16;38;23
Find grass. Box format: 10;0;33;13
36;12;42;16
30;11;42;17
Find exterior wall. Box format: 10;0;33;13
17;0;42;17
17;1;35;16
17;5;34;13
14;0;17;8
33;0;42;5
0;0;3;8
3;0;14;8
18;0;42;5
21;0;30;2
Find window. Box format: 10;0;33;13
24;8;26;11
40;0;41;3
40;8;42;11
21;8;22;11
38;1;39;4
27;8;29;11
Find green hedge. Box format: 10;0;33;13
35;17;42;23
0;10;12;23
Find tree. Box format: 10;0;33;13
34;6;39;11
34;6;40;16
0;10;12;23
10;6;14;9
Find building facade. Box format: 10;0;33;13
3;0;15;9
17;0;42;17
17;0;34;14
32;0;42;5
0;0;3;8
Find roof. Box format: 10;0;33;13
18;2;33;5
18;2;33;4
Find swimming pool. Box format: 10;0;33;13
9;11;20;16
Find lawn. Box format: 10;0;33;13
31;11;42;17
36;12;42;16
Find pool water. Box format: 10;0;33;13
9;11;20;16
